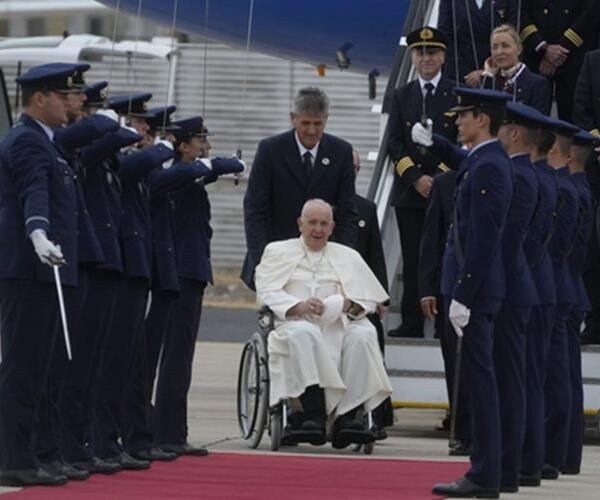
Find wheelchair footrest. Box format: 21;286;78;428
282;428;326;446
332;429;375;449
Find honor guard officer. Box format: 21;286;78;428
91;93;174;470
387;26;458;338
494;101;543;493
520;0;600;121
0;63;81;487
414;87;513;499
542;115;580;480
152;117;243;456
60;84;142;474
562;130;596;475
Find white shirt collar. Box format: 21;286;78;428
510;152;529;159
32;118;54;142
418;71;442;94
295;131;319;161
468;138;498;156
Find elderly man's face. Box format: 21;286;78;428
291;112;328;150
298;203;335;251
411;47;445;81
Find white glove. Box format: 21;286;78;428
411;119;433;147
198;158;212;169
30;229;65;266
448;299;470;338
154;137;174;150
94;108;119;122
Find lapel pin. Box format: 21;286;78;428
321;157;330;166
358;219;366;228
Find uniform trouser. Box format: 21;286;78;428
553;70;578;122
564;310;585;472
463;310;501;489
521;304;555;475
153;279;206;446
60;269;121;463
122;290;176;453
583;226;600;339
439;297;470;441
0;279;59;470
34;269;89;464
394;207;425;334
92;276;148;458
544;304;573;468
493;305;530;488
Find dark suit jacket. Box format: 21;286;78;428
418;170;457;299
482;65;552;114
354;194;388;292
0;114;78;286
438;0;518;81
387;76;458;210
242;130;357;288
573;49;600;135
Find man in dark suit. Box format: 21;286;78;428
520;0;600;121
0;63;81;487
242;87;357;289
416;87;513;499
387;26;458;337
573;48;600;344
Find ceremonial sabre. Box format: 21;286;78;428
449;335;463;447
53;265;72;361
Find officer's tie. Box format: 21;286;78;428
424;82;435;118
302;151;313;181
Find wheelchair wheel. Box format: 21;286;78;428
269;410;282;451
237;332;269;448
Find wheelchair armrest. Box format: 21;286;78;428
257;306;275;332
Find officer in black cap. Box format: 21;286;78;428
0;62;82;486
82;81;108;114
413;87;513;498
387;26;458;338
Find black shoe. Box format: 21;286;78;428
331;414;373;449
432;477;499;498
500;484;519;493
72;457;121;475
519;472;541;487
159;443;209;457
388;323;423;338
541;464;559;480
448;439;472;456
560;466;580;475
130;447;178;462
41;460;90;481
299;417;326;433
372;425;388;441
105;452;150;471
0;468;68;487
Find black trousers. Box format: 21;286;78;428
92;277;148;458
122;290;176;453
554;70;578;122
153;279;206;446
0;279;59;470
394;206;425;335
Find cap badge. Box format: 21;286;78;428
142;102;148;111
66;76;73;88
420;28;433;40
100;88;107;99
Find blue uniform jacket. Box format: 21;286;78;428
117;144;175;281
147;161;211;292
501;154;539;307
440;140;513;311
569;172;592;311
171;172;214;284
0;114;78;286
548;167;579;305
522;160;558;305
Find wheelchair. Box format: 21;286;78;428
236;307;376;454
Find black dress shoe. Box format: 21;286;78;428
388;323;423;338
560;466;580;475
159;443;209;457
0;467;68;487
541;464;559;479
519;472;541;487
130;447;178;462
105;452;150;470
42;460;90;480
72;457;122;475
372;425;388;441
300;417;326;433
500;484;519;493
432;477;499;498
448;439;472;456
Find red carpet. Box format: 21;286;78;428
4;452;467;499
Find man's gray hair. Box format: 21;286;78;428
293;87;330;115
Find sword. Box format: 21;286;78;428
449;335;463;447
53;264;72;361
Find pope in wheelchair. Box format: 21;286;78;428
254;199;393;449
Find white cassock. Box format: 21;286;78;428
255;237;393;417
